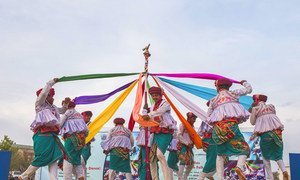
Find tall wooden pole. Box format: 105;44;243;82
142;44;151;180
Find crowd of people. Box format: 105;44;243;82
19;77;289;180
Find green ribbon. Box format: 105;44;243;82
57;72;140;82
146;80;154;105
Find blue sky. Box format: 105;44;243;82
0;0;299;164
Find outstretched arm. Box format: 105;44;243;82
35;78;57;107
59;109;72;128
231;80;252;96
57;97;71;114
148;101;171;118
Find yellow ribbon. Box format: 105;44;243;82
86;80;138;143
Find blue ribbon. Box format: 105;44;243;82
158;77;253;109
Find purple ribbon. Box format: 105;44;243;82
74;80;135;105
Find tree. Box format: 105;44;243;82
10;148;31;171
0;135;15;150
0;135;32;171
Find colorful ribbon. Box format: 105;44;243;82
130;75;159;128
150;73;240;83
152;76;203;149
74;80;135;105
57;72;139;82
159;77;253;109
132;74;144;121
86;80;138;143
146;80;154;105
154;76;208;122
128;74;144;131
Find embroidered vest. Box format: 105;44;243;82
257;104;276;118
212;90;239;109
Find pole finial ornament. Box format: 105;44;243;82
143;44;151;60
143;44;151;73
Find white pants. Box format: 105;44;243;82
169;167;178;180
19;162;58;180
150;148;171;180
216;155;226;180
108;169;133;180
63;160;84;180
75;156;87;179
276;159;286;173
263;157;274;180
236;155;247;171
178;165;193;180
263;157;287;180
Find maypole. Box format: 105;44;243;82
142;44;151;180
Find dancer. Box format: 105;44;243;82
60;101;88;180
142;86;177;180
198;103;217;180
80;111;93;179
249;94;289;180
177;112;196;180
19;78;70;180
167;129;179;179
206;78;252;180
136;126;152;180
101;118;134;180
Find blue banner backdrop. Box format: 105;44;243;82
289;153;300;180
0;151;12;180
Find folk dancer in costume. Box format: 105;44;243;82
197;101;217;180
60;101;88;180
142;86;177;180
19;78;70;180
80;111;93;179
136;126;152;180
249;94;289;180
167;129;179;180
101;118;134;180
177;112;196;180
197;122;217;180
206;78;252;180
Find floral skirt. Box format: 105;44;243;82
150;133;172;162
177;143;194;165
64;134;85;165
31;131;63;167
259;129;283;161
110;147;131;173
212;119;249;156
